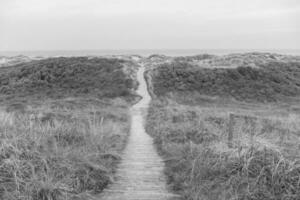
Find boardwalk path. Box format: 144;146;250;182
99;65;179;200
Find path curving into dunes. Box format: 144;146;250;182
99;65;179;200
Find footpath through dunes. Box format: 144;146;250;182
98;65;180;200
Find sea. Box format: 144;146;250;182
1;49;300;57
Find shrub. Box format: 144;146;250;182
150;61;300;102
0;57;136;103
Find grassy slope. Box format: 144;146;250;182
151;61;300;102
0;57;137;200
146;100;300;200
0;57;138;104
145;55;300;200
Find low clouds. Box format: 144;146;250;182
0;0;299;50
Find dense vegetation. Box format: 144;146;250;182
146;56;300;200
0;57;137;103
150;61;300;102
146;100;300;200
0;57;137;200
0;99;131;200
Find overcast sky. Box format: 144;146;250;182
0;0;299;51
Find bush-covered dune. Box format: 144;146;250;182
0;57;137;200
145;54;300;200
0;57;138;104
150;61;300;102
174;52;300;68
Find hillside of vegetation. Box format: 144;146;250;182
145;54;300;200
0;55;36;68
0;57;139;104
146;100;300;200
0;57;137;200
149;61;300;102
175;52;300;66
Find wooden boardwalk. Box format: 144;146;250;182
98;66;180;200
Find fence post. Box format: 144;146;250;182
228;113;234;148
200;119;204;131
279;129;287;146
250;118;256;147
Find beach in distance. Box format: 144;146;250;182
1;49;300;57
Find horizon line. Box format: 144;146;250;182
1;48;300;52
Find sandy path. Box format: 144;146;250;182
98;65;179;200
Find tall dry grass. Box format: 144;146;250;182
0;99;130;200
146;99;300;200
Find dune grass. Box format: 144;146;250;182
146;98;300;200
145;57;300;199
0;57;138;200
0;98;131;200
149;61;300;102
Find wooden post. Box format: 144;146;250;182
200;120;204;131
263;146;267;163
279;129;287;146
228;113;234;148
250;119;256;147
